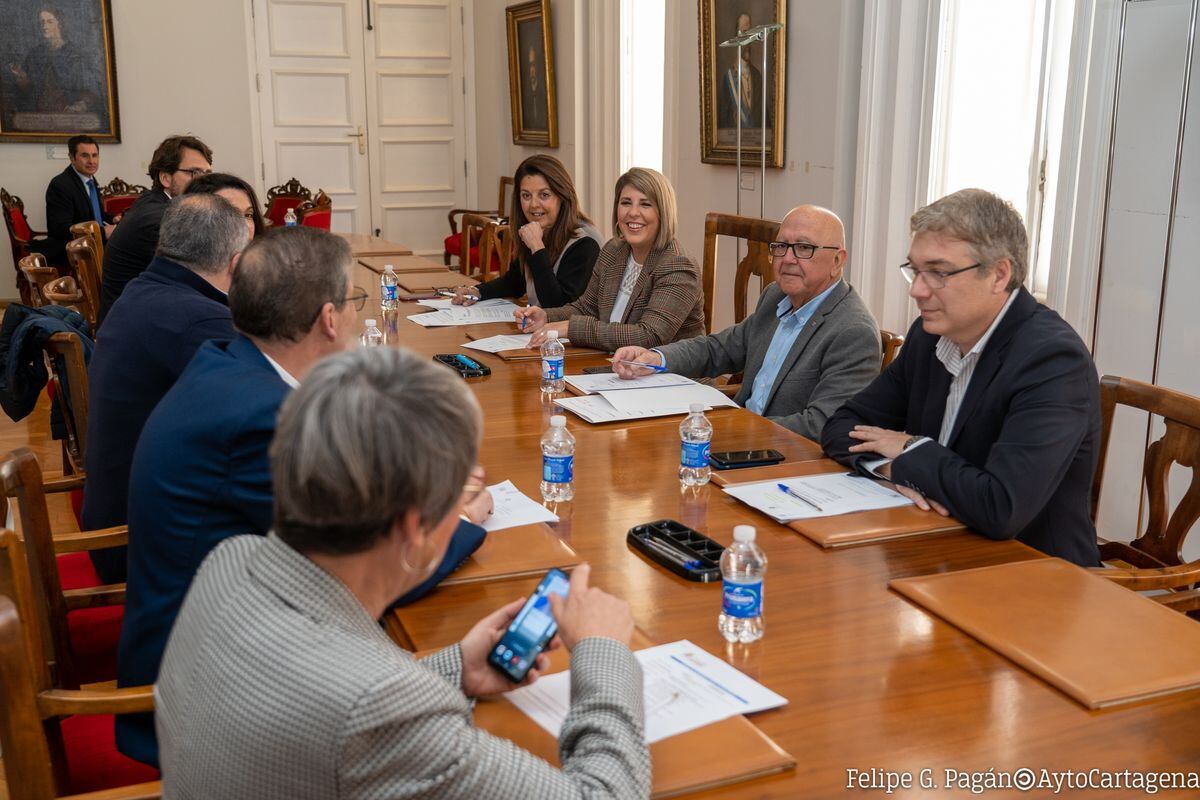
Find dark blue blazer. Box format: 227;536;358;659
99;189;171;325
116;335;486;766
821;288;1102;567
82;256;235;582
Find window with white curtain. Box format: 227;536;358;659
619;0;666;173
928;0;1076;298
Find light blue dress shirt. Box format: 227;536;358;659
744;282;839;415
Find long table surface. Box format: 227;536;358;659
367;300;1200;798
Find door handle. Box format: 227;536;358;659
346;126;365;155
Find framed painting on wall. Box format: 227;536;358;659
0;0;120;143
506;0;558;148
698;0;786;167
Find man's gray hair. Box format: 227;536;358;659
156;194;250;275
910;188;1028;291
230;227;351;343
271;347;482;556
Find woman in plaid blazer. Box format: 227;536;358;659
519;168;705;351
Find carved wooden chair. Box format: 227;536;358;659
1089;375;1200;614
4;187;56;304
296;189;333;230
458;212;512;281
98;177;148;219
70;220;104;266
19;253;62;308
445;176;514;267
43;334;90;478
880;330;904;370
701;211;780;334
0;584;157;798
65;236;102;332
263;177;313;228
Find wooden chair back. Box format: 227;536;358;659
264;176;313;227
1092;375;1200;567
70;219;104;266
65;236;101;331
296;189;332;230
43;334;90;476
497;175;515;217
701;212;780;334
4;187;50;304
19;253;60;308
459;213;511;280
880;330;904;370
444;176;515;267
98;177;149;218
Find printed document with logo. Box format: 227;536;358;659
505;640;787;743
554;384;737;424
409;300;520;327
722;472;912;522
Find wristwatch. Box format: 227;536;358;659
902;435;923;451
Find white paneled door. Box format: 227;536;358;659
252;0;469;246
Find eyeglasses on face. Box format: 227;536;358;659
175;167;213;178
767;241;840;260
898;261;983;289
345;286;369;312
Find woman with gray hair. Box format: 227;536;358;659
154;346;650;799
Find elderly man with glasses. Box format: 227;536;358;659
821;188;1101;567
613;204;880;440
116;227;491;768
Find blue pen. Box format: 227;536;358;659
777;482;823;512
610;359;668;373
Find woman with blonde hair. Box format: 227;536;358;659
452;154;602;307
518;167;705;351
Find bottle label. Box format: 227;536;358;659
543;454;573;483
542;357;564;380
382;285;397;302
681;440;710;468
722;580;763;618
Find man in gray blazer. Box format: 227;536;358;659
155;347;649;799
614;205;880;440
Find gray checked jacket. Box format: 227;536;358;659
658;280;880;440
155;534;650;799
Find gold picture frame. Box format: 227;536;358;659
698;0;786;167
505;0;558;148
0;0;121;143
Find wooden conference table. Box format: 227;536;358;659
362;301;1200;798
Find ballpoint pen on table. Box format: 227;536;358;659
436;289;456;298
608;359;667;373
777;482;823;512
642;537;703;570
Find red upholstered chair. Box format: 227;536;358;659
297;189;333;230
264;177;313;228
98;178;149;219
4;187;55;305
444;176;513;268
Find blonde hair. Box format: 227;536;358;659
611;167;677;252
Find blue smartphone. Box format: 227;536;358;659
487;568;570;682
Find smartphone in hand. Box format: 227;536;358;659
487;568;570;682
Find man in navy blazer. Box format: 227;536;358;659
40;135;116;263
82;194;249;582
117;227;491;767
821;189;1101;567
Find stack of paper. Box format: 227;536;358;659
409;299;519;327
722;473;912;522
506;640;787;744
554;382;738;423
481;480;559;532
562;372;693;394
463;333;570;353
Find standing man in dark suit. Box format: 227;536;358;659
82;194;249;583
117;227;492;767
40;135;115;264
99;134;212;325
612;205;880;440
821;188;1101;567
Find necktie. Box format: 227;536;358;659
87;179;103;225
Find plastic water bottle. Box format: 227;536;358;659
679;402;713;487
540;330;565;394
360;318;383;347
719;525;767;643
380;265;398;310
541;415;575;502
284;207;298;227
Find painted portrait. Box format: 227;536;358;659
0;0;120;142
699;0;786;167
506;0;558;148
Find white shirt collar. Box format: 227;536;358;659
261;352;300;388
71;167;94;188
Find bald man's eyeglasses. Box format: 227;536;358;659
768;242;840;260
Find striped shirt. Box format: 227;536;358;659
933;290;1019;443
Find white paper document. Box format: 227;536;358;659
482;480;559;532
462;333;570;353
562;372;694;394
597;383;738;415
505;640;787;744
409;301;520;327
722;472;913;522
413;298;512;311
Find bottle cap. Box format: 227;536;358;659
384;264;394;272
733;525;756;543
365;319;377;327
547;330;559;339
689;403;704;413
550;415;566;427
